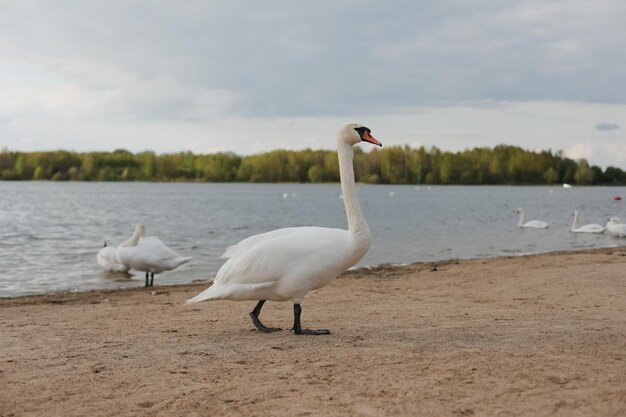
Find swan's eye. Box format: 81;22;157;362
354;126;370;139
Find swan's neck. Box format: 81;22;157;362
120;227;142;247
518;210;524;227
337;141;370;236
571;212;579;231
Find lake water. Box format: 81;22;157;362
1;182;625;297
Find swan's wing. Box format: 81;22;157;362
117;245;162;271
581;224;606;233
221;228;302;259
609;224;626;236
115;246;135;266
138;236;185;262
524;220;549;228
98;247;130;272
97;247;117;267
187;227;353;304
117;237;190;272
216;227;352;286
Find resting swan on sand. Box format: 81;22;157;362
97;239;130;273
606;217;626;238
116;224;192;287
186;123;382;335
570;210;605;234
517;208;549;229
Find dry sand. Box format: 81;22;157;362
1;248;626;417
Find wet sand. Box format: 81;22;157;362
1;248;626;417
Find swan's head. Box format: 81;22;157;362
101;238;116;248
338;123;382;147
516;208;524;213
608;217;622;225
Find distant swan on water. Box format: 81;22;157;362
97;239;130;273
186;124;382;335
570;210;605;234
517;208;549;229
116;224;192;287
606;217;626;238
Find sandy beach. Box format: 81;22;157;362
1;248;625;417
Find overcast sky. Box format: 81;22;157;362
1;0;625;167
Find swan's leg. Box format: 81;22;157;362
144;272;149;287
150;273;154;287
250;300;282;333
292;304;330;335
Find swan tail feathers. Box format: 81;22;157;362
185;283;230;304
169;256;192;269
185;287;215;304
185;282;274;304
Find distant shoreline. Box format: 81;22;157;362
2;145;625;184
3;180;626;186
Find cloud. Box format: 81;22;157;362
1;2;626;168
2;1;626;120
596;122;620;131
565;143;594;161
3;100;626;167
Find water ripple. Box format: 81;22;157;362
1;182;625;296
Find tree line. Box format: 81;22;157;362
1;145;625;185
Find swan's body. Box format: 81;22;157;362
116;224;191;287
570;210;605;234
186;123;382;335
200;226;366;303
97;239;130;273
606;217;626;238
517;208;549;229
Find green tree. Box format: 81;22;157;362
574;159;593;185
0;146;624;185
307;165;323;182
603;166;626;184
81;154;96;180
543;167;559;184
33;166;44;180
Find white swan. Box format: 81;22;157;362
606;217;626;238
570;210;605;234
116;224;192;287
97;239;131;273
186;123;382;335
517;208;549;229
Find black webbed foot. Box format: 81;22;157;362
293;328;331;335
292;304;330;336
251;314;283;333
250;300;282;333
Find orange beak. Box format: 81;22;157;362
362;131;382;147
